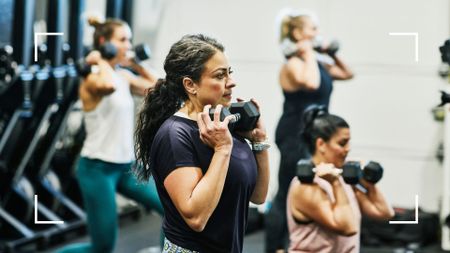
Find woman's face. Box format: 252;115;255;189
318;127;351;168
295;16;318;41
194;51;236;107
109;25;132;63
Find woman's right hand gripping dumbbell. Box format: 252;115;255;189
314;162;342;184
82;50;117;98
197;104;235;153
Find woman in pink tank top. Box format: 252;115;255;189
286;105;394;253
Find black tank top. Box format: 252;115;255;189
275;62;333;146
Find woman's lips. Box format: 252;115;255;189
223;94;232;99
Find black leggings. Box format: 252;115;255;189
265;138;309;252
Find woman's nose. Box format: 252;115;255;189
126;41;132;50
226;77;236;89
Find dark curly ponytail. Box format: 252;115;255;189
301;104;349;154
134;34;224;181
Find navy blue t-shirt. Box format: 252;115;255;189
150;115;258;253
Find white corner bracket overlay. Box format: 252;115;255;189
34;195;64;224
389;194;419;224
34;32;64;62
388;32;419;62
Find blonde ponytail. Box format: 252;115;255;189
87;16;103;28
280;15;292;42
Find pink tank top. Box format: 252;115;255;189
286;177;361;253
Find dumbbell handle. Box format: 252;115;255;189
208;107;240;125
312;167;342;175
229;113;240;124
297;159;343;184
126;51;138;61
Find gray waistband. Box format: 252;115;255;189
162;238;199;253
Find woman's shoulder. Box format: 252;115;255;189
290;177;330;198
282;57;308;75
286;56;305;65
156;115;197;139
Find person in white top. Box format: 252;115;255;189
56;17;163;253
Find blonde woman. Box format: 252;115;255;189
265;9;354;253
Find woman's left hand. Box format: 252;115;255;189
235;98;267;142
120;54;137;68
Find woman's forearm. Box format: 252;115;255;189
331;180;358;233
332;56;354;79
186;148;232;230
131;62;158;84
364;183;395;218
250;150;270;204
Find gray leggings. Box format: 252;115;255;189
162;238;199;253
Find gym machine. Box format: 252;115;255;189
437;38;450;251
0;0;87;252
0;0;52;251
0;0;161;251
24;0;87;237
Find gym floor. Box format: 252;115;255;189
32;212;446;253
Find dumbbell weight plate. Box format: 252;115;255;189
363;161;383;184
99;42;117;60
134;44;151;62
342;161;362;185
296;159;315;184
229;101;260;131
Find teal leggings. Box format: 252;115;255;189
55;157;164;253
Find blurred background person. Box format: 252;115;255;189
265;9;354;253
287;105;393;253
56;17;163;253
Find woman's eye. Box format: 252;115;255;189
339;141;348;147
216;73;226;79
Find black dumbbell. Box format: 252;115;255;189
129;44;151;63
313;40;340;56
229;101;260;131
296;159;316;183
99;42;118;60
75;60;93;78
76;42;117;77
440;39;450;64
296;159;343;183
342;161;383;185
208;106;240;130
209;101;260;131
438;90;450;107
296;159;383;185
77;43;152;77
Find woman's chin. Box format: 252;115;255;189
335;161;345;169
219;99;231;107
